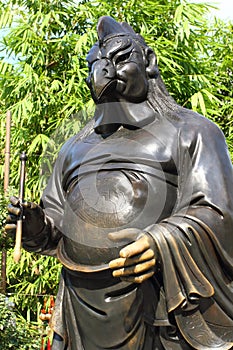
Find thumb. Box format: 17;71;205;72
9;196;20;206
108;228;141;243
22;201;37;209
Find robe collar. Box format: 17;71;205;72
94;99;156;135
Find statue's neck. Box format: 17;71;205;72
94;99;157;135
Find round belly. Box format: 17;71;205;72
61;169;165;269
67;170;148;228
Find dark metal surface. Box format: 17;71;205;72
17;16;233;349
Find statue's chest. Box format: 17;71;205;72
64;126;178;228
60;127;178;268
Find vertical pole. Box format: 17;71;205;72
13;151;27;263
4;111;11;193
0;111;11;294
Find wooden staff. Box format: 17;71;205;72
13;151;27;263
4;111;11;193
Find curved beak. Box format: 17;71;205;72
87;59;117;102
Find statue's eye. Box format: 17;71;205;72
115;52;131;65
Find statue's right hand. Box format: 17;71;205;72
5;196;46;238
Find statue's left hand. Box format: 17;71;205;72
108;228;156;283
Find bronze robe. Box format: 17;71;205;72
27;111;233;349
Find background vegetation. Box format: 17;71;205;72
0;0;232;347
0;293;41;349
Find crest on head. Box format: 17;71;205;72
97;16;147;46
86;16;149;67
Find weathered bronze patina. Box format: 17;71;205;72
6;16;233;349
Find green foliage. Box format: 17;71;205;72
6;249;61;317
0;0;93;199
0;184;17;248
0;293;41;349
6;249;61;316
0;0;232;327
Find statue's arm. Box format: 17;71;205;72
147;119;233;306
110;117;233;295
21;200;63;257
6;136;75;257
109;118;233;347
143;117;233;348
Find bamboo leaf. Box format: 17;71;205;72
174;4;183;24
197;91;206;116
183;19;190;39
191;92;198;111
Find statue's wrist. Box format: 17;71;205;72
144;226;160;261
22;217;51;251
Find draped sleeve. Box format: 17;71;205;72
34;134;80;256
146;116;233;349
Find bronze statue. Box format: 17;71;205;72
6;16;233;349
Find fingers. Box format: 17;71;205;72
22;201;37;209
9;196;34;208
6;199;20;235
108;230;154;259
7;204;21;216
119;235;150;258
108;228;141;243
108;229;157;283
109;248;156;283
5;223;17;231
5;223;17;236
8;196;23;216
111;259;156;278
6;214;17;223
109;249;154;269
7;197;35;216
9;196;20;206
120;270;155;284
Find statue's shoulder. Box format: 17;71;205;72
59;118;95;155
177;108;225;145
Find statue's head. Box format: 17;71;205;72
86;16;158;104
